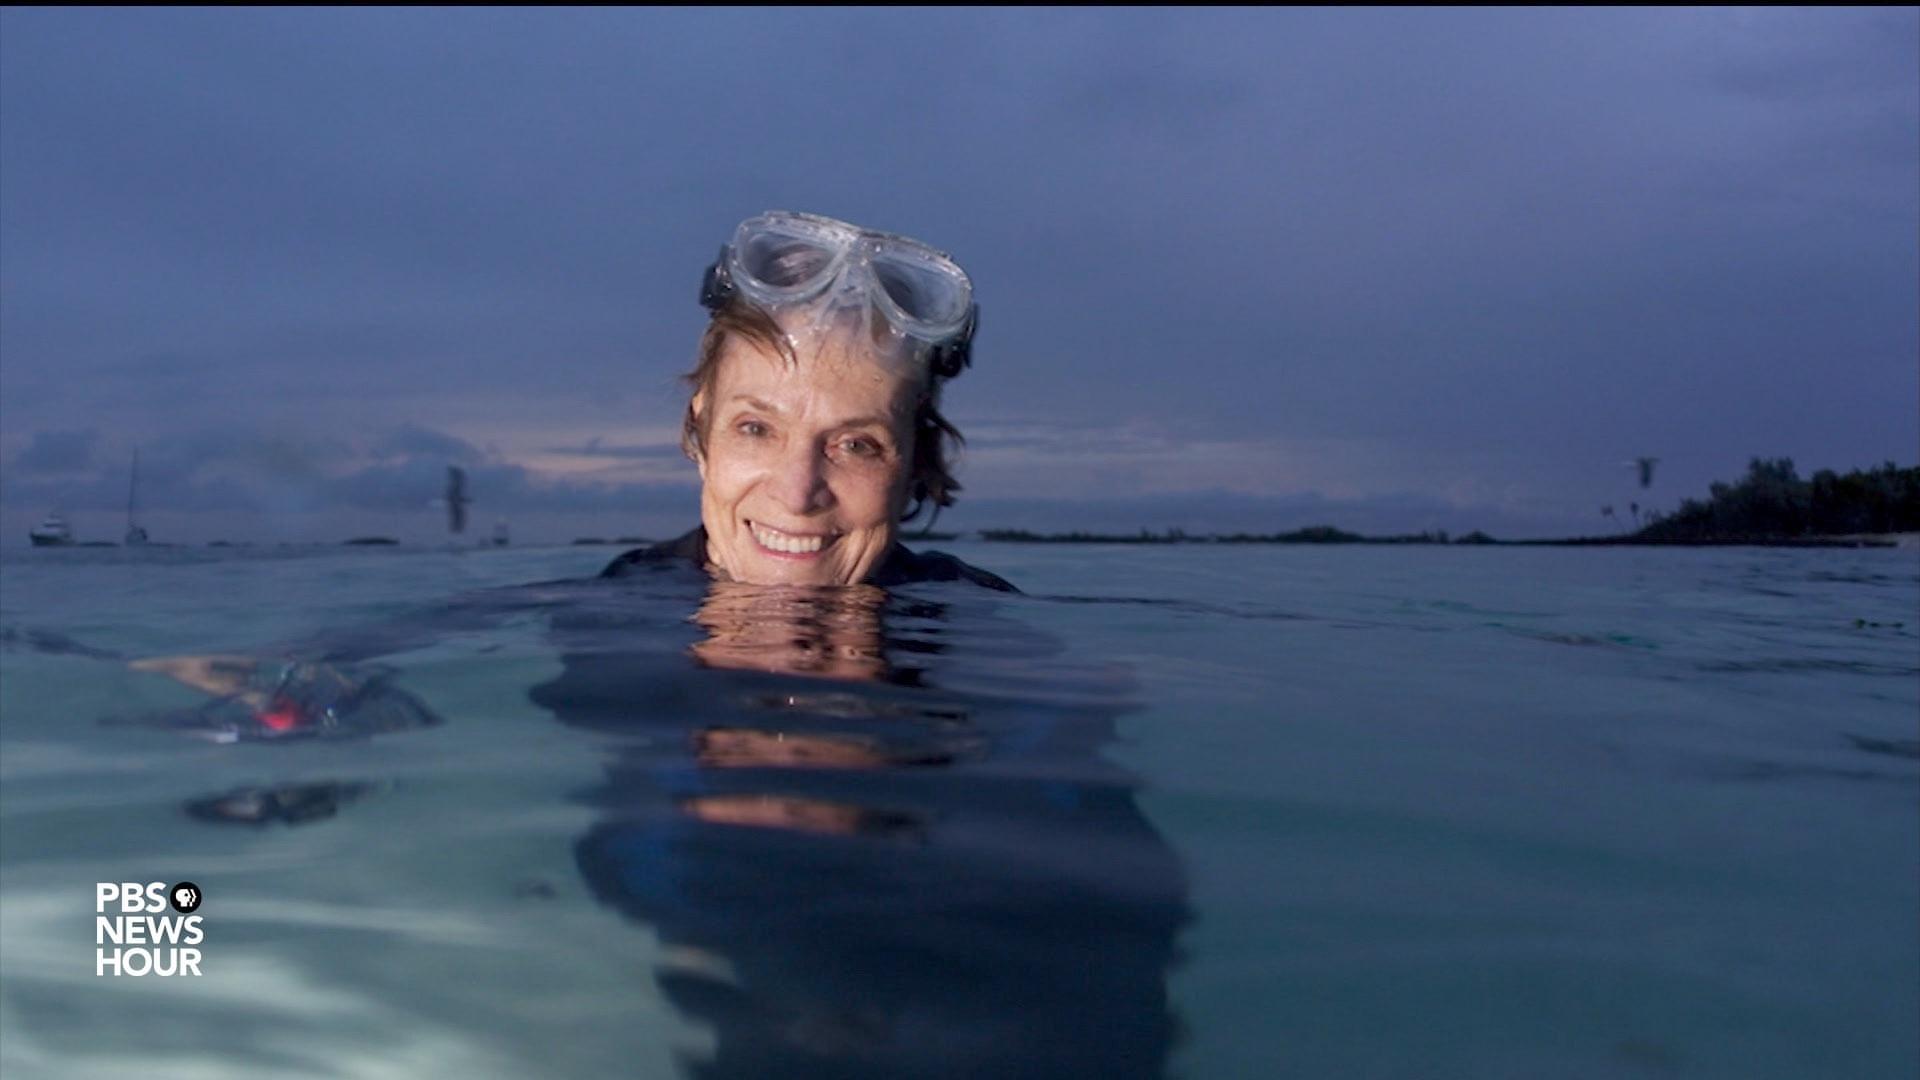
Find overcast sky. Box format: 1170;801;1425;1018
3;7;1915;545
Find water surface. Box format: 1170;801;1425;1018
1;542;1914;1078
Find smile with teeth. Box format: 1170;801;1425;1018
750;521;834;555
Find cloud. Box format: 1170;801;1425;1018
961;418;1471;502
12;429;97;474
0;422;695;526
323;457;691;516
370;424;484;464
941;488;1577;541
1694;8;1920;101
538;437;686;461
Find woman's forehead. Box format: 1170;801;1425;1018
713;333;921;417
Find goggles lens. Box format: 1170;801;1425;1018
733;217;845;297
870;248;972;332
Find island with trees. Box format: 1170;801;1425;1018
1625;458;1917;543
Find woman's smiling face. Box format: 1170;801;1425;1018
694;328;922;587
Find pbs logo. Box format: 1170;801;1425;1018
170;882;202;914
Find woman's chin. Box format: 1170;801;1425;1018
727;549;846;587
739;567;834;587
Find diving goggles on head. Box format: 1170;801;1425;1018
700;211;977;378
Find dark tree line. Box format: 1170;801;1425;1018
1635;458;1920;541
975;526;1457;544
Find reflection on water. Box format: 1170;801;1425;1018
533;580;1190;1078
689;582;897;684
113;658;446;743
183;780;380;826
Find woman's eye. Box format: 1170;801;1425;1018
736;419;769;438
840;436;882;459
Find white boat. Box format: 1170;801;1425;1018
125;450;149;546
29;512;75;547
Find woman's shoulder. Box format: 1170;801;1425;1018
875;544;1020;593
599;528;706;579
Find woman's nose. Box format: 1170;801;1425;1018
769;441;832;514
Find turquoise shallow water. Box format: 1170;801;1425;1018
1;542;1915;1078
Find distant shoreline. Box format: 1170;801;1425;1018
972;529;1918;549
1497;533;1918;549
9;532;1916;552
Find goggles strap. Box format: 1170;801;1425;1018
699;245;734;311
929;305;977;379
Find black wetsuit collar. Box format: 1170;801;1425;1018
599;526;1017;593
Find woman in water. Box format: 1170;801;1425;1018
600;211;1015;593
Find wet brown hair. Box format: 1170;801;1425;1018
679;297;964;523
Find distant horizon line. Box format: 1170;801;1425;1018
12;526;1916;552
